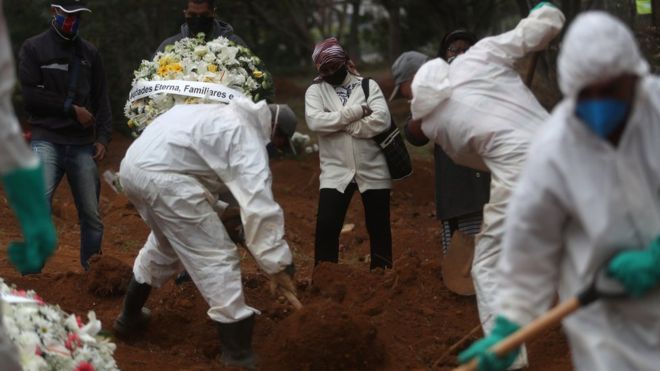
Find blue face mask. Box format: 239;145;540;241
575;99;629;138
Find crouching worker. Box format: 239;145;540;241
458;12;660;371
114;98;297;370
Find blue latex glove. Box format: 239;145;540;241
608;237;660;297
531;1;557;12
1;163;57;274
458;316;521;371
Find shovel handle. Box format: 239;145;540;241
453;297;581;371
279;287;303;310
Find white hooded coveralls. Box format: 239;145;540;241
0;2;38;369
119;100;293;323
498;12;660;371
410;6;565;368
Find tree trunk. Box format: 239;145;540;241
384;1;402;63
514;0;530;18
346;0;362;63
653;0;660;26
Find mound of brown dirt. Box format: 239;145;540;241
86;255;132;297
269;299;385;371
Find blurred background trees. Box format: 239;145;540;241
4;0;659;133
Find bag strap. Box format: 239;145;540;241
63;41;82;114
361;77;370;101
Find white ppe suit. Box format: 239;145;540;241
410;6;565;368
0;2;37;370
119;99;293;323
497;12;660;371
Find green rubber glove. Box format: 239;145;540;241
608;237;660;297
531;1;557;12
1;163;57;274
458;316;521;371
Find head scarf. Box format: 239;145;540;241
311;37;358;82
558;11;649;97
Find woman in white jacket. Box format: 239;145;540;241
305;38;393;269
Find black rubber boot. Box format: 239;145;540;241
113;276;152;337
217;314;257;370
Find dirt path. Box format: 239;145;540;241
0;135;572;370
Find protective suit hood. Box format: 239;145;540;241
410;58;453;120
558;11;649;97
229;97;272;145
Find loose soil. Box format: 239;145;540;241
0;134;573;370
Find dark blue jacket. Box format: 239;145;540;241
18;27;112;146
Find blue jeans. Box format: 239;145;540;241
32;141;103;269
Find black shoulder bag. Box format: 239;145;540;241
361;78;412;180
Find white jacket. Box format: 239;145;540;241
498;76;660;371
305;73;391;192
121;100;292;275
411;6;565;187
0;5;36;174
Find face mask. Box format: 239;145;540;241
186;16;214;38
323;64;348;86
575;99;629;138
53;13;81;38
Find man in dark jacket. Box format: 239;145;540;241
18;0;111;270
155;0;246;54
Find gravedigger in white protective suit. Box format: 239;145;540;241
458;11;660;371
113;98;296;370
0;3;57;369
409;3;565;369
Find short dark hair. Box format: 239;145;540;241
186;0;214;7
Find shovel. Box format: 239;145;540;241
453;262;627;371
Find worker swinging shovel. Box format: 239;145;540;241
453;260;631;371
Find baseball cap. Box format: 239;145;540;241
390;51;429;102
51;0;92;13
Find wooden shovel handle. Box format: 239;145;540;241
279;287;303;310
453;297;581;371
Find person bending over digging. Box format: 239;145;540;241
113;99;297;370
459;11;660;371
409;2;565;369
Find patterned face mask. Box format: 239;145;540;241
53;12;81;38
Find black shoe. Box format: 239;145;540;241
217;314;258;370
113;276;152;336
174;270;192;285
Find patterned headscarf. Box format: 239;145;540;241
312;38;346;66
311;37;358;81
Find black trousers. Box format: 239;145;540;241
314;183;392;269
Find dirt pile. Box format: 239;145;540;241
86;255;132;297
269;300;385;371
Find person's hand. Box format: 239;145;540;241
1;163;57;274
93;142;106;161
361;105;373;118
73;105;95;128
458;316;521;371
404;118;429;146
608;238;660;297
221;207;245;244
269;264;296;297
